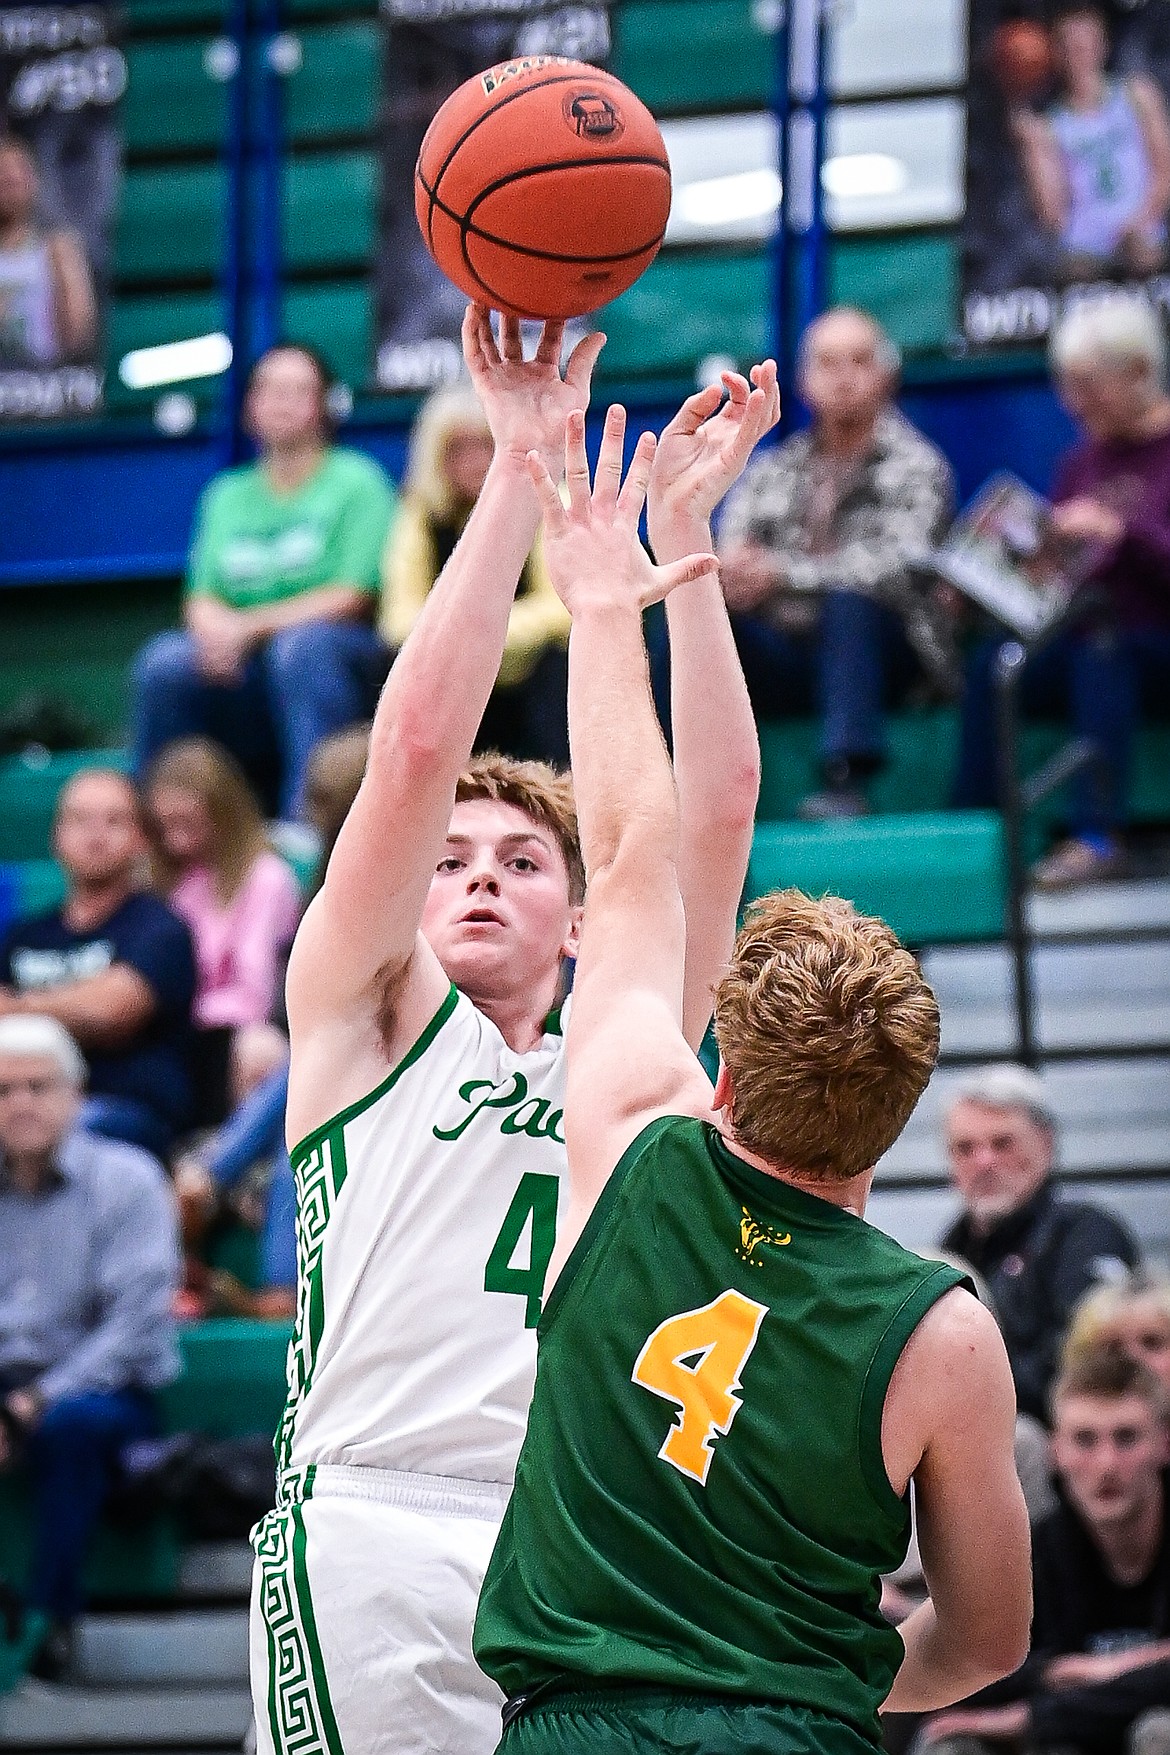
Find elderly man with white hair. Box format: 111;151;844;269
0;1015;180;1682
954;298;1170;888
940;1063;1139;1421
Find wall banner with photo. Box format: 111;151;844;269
0;3;124;421
376;0;610;394
964;0;1170;349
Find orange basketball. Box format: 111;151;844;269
414;58;671;320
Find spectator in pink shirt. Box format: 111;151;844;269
144;739;299;1120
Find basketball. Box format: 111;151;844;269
414;58;672;320
989;18;1053;103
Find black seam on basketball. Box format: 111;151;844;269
422;69;667;208
418;158;668;266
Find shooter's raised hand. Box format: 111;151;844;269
462;304;607;475
647;360;780;554
527;404;719;619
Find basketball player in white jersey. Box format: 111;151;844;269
249;304;779;1755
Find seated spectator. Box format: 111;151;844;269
715;307;956;818
1012;1;1170;284
0;134;96;368
380;384;570;766
954;299;1170;889
941;1064;1139;1421
130;344;395;822
172;726;371;1319
1066;1269;1170;1395
0;769;196;1159
144;737;299;1119
0;1015;180;1682
917;1349;1170;1755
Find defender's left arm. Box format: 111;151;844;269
647;365;779;1047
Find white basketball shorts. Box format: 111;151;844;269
250;1462;509;1755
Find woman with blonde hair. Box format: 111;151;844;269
380;382;570;764
1064;1268;1170;1394
144;736;300;1115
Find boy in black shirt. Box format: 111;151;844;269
920;1349;1170;1754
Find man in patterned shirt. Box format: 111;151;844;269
717;307;957;819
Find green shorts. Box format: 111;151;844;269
497;1688;880;1755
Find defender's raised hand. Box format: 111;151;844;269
527;405;718;619
462;304;607;475
647;359;780;553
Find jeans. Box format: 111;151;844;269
81;1094;173;1162
728;592;920;773
206;1066;295;1290
952;624;1170;837
131;619;387;819
23;1387;157;1621
475;645;570;769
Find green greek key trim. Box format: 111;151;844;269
254;1506;344;1755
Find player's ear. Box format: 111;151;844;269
561;905;583;963
712;1059;735;1117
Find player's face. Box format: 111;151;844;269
1052;1392;1169;1530
421;799;580;1001
147;784;215;870
1058;359;1151;443
1099;1301;1170;1393
798;314;892;428
1053;11;1108;84
0;1052;80;1162
246;350;326;451
53;773;146;889
944;1099;1053;1227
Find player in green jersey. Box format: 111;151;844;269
473;409;1034;1755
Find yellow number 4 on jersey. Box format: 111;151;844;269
631;1290;769;1486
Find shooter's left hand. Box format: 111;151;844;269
647;360;780;555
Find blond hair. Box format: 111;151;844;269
404;384;491;523
144;737;268;903
455;752;582;904
1064;1269;1170;1367
713;890;940;1182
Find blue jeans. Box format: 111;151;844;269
728;592;920;772
952;624;1170;836
25;1388;157;1621
131;619;386;819
206;1066;296;1290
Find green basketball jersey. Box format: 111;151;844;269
474;1115;969;1743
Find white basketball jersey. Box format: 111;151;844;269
277;983;568;1487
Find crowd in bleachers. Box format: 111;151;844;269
1;298;1170;1720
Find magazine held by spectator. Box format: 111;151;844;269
933;471;1096;638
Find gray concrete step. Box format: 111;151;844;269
0;1681;251;1747
76;1611;248;1687
1027;878;1170;938
922;940;1170;1056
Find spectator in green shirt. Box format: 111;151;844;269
131;344;395;821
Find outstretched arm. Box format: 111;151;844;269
528;408;717;1273
648;365;779;1046
285;310;604;1145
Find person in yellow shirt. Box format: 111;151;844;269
380;384;570;764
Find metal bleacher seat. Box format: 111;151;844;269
122;37;228;155
284;20;380;142
281;150;376;273
283;280;371;389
